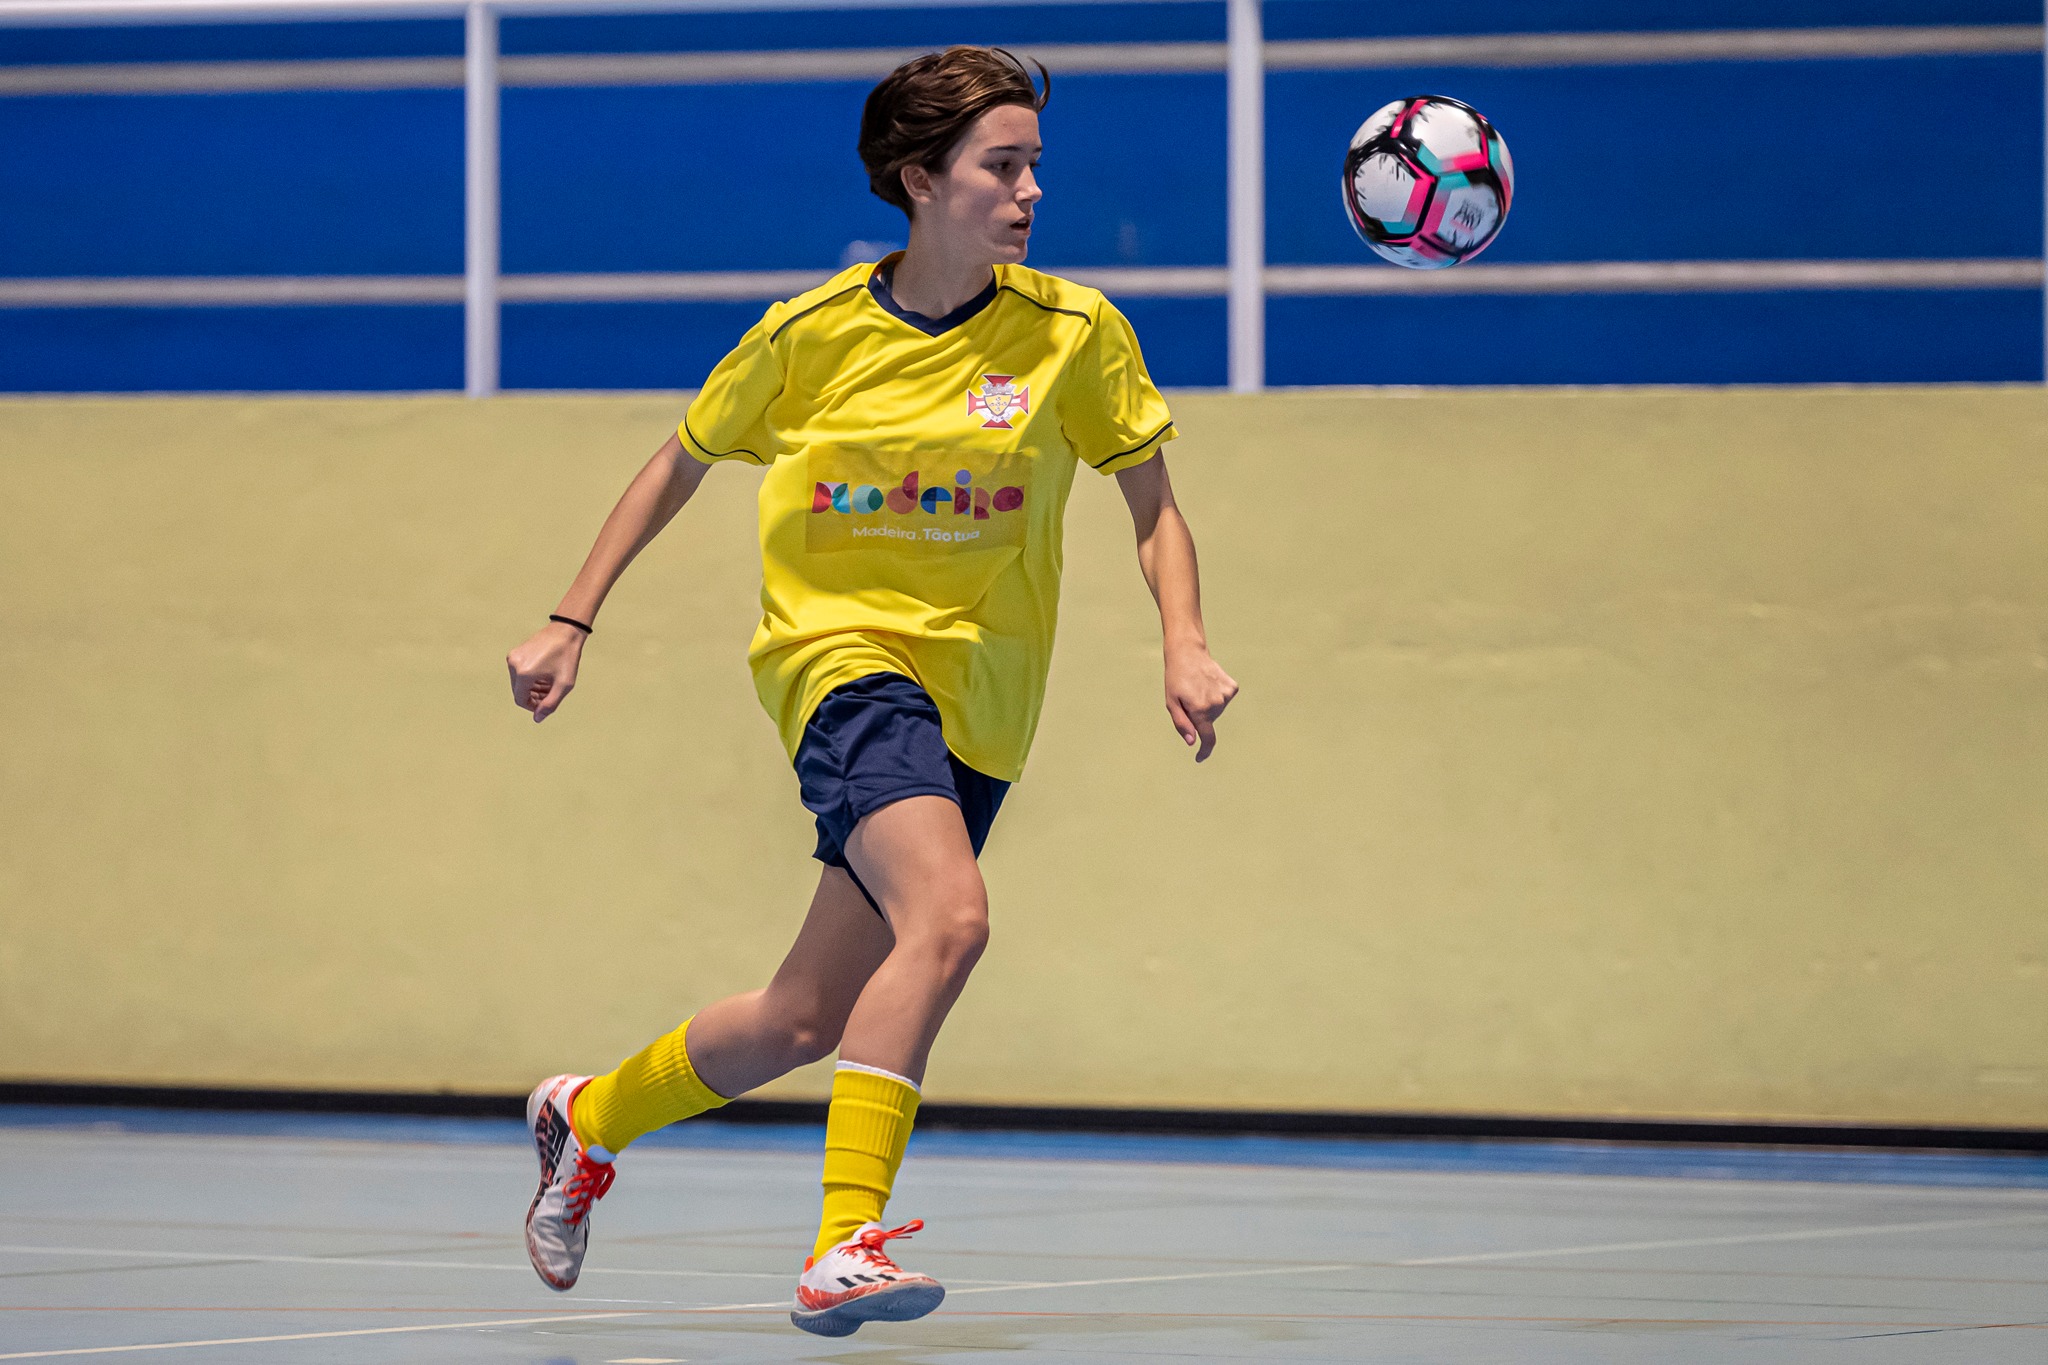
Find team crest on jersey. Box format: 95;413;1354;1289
967;374;1029;429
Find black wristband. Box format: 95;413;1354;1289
549;614;595;636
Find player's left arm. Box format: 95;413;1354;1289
1116;454;1239;762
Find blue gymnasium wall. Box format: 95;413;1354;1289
0;1;2042;390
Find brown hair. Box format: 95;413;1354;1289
858;46;1050;217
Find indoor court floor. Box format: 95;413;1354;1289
1;1108;2043;1363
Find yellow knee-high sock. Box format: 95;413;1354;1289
571;1016;729;1156
812;1063;921;1261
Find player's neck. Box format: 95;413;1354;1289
889;234;997;321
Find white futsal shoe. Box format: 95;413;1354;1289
524;1073;616;1291
790;1219;945;1337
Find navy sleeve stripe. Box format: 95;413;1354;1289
682;412;761;464
769;283;866;344
999;284;1092;323
1086;419;1175;469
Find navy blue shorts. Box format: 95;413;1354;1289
794;672;1009;917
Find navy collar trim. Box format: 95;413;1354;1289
868;256;1000;336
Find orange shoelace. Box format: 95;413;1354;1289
562;1150;615;1227
850;1219;924;1269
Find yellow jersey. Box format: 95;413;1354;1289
678;256;1175;782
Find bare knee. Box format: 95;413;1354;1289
935;906;990;981
897;882;990;983
945;900;991;972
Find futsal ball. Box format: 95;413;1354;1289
1343;96;1514;269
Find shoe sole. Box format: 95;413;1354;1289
790;1280;945;1337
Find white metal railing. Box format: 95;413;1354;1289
2;0;2045;389
1223;0;1258;392
5;260;2039;307
7;26;2041;92
464;1;496;395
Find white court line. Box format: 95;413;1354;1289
0;1312;646;1361
12;1209;2044;1284
0;1269;1359;1360
0;1243;785;1280
950;1262;1356;1294
953;1212;2048;1287
1395;1212;2048;1266
12;1211;2045;1286
5;1212;2042;1355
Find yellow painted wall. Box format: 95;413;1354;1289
2;387;2043;1128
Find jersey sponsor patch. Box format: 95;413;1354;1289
807;447;1027;555
967;374;1029;430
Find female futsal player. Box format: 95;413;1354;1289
505;46;1237;1337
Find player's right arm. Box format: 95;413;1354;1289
507;301;785;722
505;433;710;722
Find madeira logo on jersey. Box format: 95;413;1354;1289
806;448;1028;555
967;374;1029;429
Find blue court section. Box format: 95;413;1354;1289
1267;57;2047;267
1269;289;2046;386
0;307;466;393
0;3;2042;389
7;61;2040;276
5;1105;2047;1187
0;90;465;279
1;1106;2044;1362
9;289;2041;392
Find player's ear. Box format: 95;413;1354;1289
900;162;937;209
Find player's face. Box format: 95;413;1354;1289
924;104;1043;263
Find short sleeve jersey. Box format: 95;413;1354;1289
679;257;1175;782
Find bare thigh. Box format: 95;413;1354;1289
841;794;984;928
834;794;990;1082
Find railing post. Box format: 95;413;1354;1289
465;0;499;397
1226;0;1265;393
